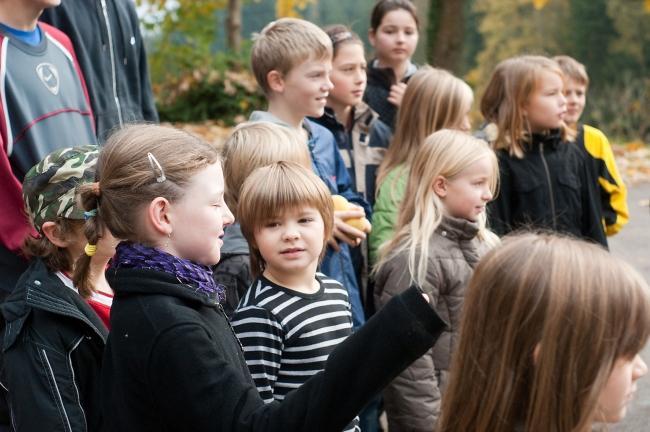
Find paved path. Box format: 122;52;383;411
610;183;650;432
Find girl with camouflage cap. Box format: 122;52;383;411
0;145;116;431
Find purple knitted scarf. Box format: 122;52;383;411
112;242;225;302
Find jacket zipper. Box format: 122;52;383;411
40;348;73;432
100;0;123;126
539;143;557;230
68;336;88;431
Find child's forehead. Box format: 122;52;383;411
268;204;322;218
292;54;332;71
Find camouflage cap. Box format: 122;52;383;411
22;145;99;232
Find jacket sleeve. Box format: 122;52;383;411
334;144;372;218
230;306;284;403
579;154;608;248
487;152;513;236
368;171;406;265
375;255;444;431
582;125;628;236
126;1;159;123
147;287;446;432
3;338;89;432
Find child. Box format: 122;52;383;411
553;55;629;236
81;123;445;431
481;55;607;247
373;130;498;431
438;233;649;431
0;0;96;296
364;0;419;130
0;145;114;431
249;18;370;328
232;161;358;431
370;66;473;264
311;24;391;205
215;121;312;318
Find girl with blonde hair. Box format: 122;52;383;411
438;233;649;432
370;66;473;264
481;55;606;246
373;129;498;431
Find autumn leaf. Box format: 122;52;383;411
532;0;548;10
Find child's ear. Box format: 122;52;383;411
368;29;376;47
41;221;70;248
267;70;284;93
432;176;448;198
147;197;173;237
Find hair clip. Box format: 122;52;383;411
84;243;97;257
147;152;166;183
330;31;353;44
84;209;98;220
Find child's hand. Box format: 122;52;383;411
329;208;366;251
388;82;408;107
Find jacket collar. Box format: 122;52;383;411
106;267;222;308
528;129;562;151
1;259;108;349
436;216;480;241
219;223;249;255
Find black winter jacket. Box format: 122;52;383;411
40;0;159;141
488;131;607;247
0;259;108;432
102;266;446;431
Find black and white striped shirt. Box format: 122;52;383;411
231;273;359;432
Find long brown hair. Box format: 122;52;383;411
376;65;473;190
480;55;575;158
438;233;650;432
73;124;220;293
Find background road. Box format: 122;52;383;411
610;183;649;432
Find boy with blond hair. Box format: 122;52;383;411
554;55;628;235
249;18;370;328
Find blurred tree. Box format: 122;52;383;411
276;0;317;17
426;0;466;73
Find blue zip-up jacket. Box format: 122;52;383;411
249;111;369;327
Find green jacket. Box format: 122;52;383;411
369;165;408;265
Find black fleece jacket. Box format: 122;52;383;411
40;0;159;141
102;267;446;431
488;131;607;247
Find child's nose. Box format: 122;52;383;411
483;187;494;201
633;355;648;380
282;225;300;240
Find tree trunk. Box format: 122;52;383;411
427;0;465;73
227;0;241;53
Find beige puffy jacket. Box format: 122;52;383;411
373;216;493;431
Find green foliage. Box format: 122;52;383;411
154;50;266;125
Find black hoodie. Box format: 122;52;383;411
41;0;159;141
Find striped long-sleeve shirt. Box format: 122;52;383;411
231;273;359;432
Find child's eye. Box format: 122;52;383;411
265;221;280;228
299;218;314;224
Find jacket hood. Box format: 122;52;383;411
221;223;249;255
106;267;222;308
